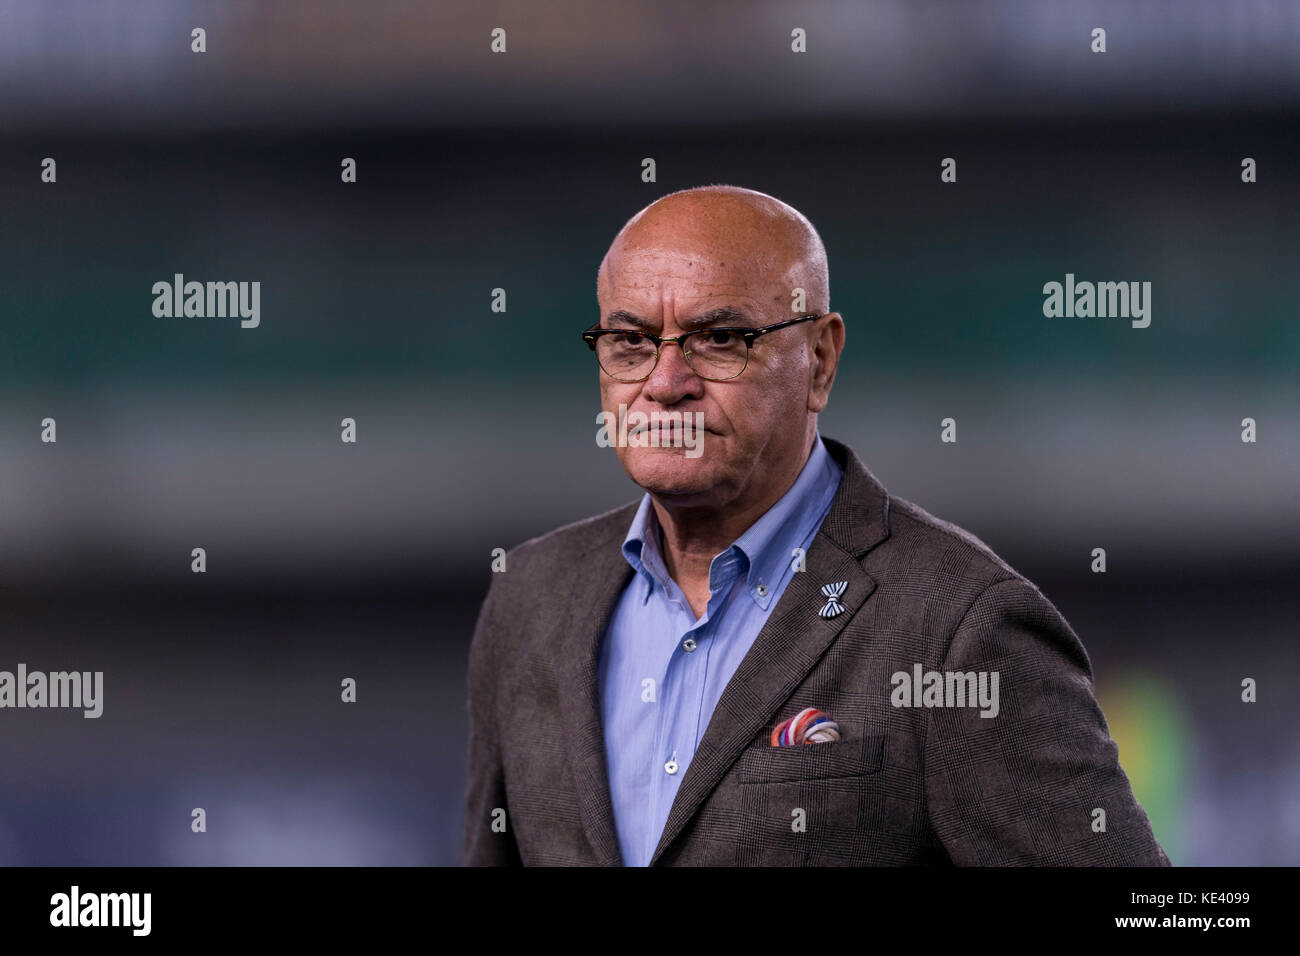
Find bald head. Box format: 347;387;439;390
598;185;829;316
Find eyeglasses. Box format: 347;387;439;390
581;313;822;383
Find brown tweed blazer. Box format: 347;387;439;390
463;437;1170;866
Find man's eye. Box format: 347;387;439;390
613;332;647;346
706;330;736;346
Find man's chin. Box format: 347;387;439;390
621;448;720;501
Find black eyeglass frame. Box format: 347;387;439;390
581;312;824;382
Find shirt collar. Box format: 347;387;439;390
729;435;841;609
620;434;842;611
621;495;668;605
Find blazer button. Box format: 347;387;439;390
681;638;697;653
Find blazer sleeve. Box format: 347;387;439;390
924;576;1171;866
462;574;523;866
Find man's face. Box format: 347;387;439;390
596;241;817;509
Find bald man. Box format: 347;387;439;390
463;185;1169;867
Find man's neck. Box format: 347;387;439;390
651;433;817;616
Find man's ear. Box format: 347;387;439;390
807;313;845;413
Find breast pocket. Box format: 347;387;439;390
735;733;885;784
730;734;889;864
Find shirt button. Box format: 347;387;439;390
756;584;769;597
664;759;678;774
681;638;697;653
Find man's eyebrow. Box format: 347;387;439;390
601;306;755;330
603;310;654;329
680;307;754;329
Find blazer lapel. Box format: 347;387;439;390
649;438;891;865
554;510;637;866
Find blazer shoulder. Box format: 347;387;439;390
502;499;639;580
472;500;638;660
879;492;1022;591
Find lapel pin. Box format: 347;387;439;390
818;580;848;619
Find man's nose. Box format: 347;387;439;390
641;338;704;404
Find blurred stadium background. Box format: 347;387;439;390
1;0;1297;865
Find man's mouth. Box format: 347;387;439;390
630;422;711;439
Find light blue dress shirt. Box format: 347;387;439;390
596;434;844;866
